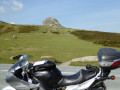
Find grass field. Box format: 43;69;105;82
0;31;119;64
0;22;120;65
70;61;99;67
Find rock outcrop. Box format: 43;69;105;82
43;17;63;28
60;56;98;66
72;56;98;62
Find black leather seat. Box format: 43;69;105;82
58;69;96;87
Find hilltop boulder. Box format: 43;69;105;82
43;17;63;28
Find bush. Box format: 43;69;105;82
1;27;14;34
0;25;4;30
43;31;47;33
18;25;39;33
51;31;60;34
94;40;120;47
71;30;120;47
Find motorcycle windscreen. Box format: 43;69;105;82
6;55;39;90
6;72;39;90
8;55;29;73
6;72;30;90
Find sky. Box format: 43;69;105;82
0;0;120;33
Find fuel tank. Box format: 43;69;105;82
33;60;62;88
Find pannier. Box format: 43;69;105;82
98;48;120;70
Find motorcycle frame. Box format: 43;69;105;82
2;68;104;90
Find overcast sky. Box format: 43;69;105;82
0;0;120;33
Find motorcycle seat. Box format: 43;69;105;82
58;69;96;87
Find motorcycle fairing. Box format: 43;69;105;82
65;68;101;90
6;55;39;90
1;85;16;90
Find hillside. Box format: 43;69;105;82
71;30;120;47
0;21;120;64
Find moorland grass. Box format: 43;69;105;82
0;22;120;65
0;32;106;64
71;30;120;47
70;61;99;67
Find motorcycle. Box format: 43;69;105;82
2;48;120;90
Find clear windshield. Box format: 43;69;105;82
6;55;38;89
9;55;29;72
19;55;29;68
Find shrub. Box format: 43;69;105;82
18;25;39;33
51;31;60;34
71;30;120;47
1;27;14;34
0;25;4;30
43;31;47;33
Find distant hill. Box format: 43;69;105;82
71;30;120;47
0;19;120;64
0;19;120;47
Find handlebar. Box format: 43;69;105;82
86;64;99;73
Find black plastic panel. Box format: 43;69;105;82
34;68;62;88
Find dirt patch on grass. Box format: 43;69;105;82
59;56;98;66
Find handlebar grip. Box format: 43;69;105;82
86;64;99;73
86;64;92;69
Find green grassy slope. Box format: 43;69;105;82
71;30;120;47
0;32;104;63
0;21;120;64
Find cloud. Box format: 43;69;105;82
2;1;10;5
0;6;6;13
1;0;23;12
11;0;23;11
9;22;15;24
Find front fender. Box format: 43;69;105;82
2;85;16;90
